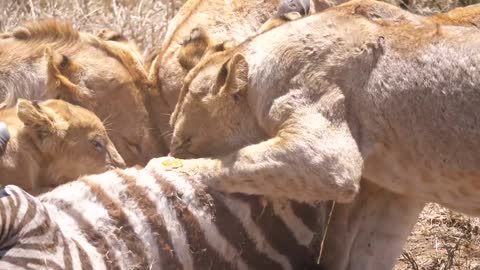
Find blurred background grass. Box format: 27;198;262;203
2;0;480;55
0;0;184;55
1;0;480;269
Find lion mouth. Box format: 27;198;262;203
106;162;125;170
168;150;197;159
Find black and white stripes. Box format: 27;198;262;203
0;165;325;270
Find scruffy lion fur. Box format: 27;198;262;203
0;99;124;195
147;0;320;148
175;9;305;75
162;2;480;269
0;20;163;165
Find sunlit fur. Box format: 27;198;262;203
0;99;124;194
328;0;480;27
147;0;319;148
0;20;163;166
168;2;480;269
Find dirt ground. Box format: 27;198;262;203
1;0;480;269
396;203;480;270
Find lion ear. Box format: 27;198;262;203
282;11;303;21
16;99;57;134
97;29;127;42
218;53;249;96
178;28;213;71
277;0;311;16
259;0;309;34
311;0;334;13
45;47;92;104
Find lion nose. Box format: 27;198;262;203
169;135;192;158
107;143;126;168
113;155;126;169
169;136;183;156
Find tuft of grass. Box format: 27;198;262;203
396;203;480;270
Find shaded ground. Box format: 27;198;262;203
1;0;480;269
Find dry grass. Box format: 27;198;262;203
396;203;480;270
1;0;480;269
0;0;185;56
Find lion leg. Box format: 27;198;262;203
152;114;364;203
320;180;425;270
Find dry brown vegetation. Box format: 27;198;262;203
396;204;480;270
1;0;480;269
0;0;184;56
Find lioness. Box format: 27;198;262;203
147;0;313;147
0;20;163;166
329;0;480;27
158;5;480;269
167;0;480;209
163;1;480;269
0;99;125;194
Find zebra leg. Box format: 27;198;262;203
319;180;425;270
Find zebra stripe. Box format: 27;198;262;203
0;164;325;270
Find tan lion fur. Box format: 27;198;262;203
310;3;480;269
0;99;125;195
329;0;480;27
147;0;321;148
162;4;480;269
0;20;164;165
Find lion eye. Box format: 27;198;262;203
92;138;106;152
233;93;241;104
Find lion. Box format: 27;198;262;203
152;4;480;269
329;0;480;27
0;98;125;195
96;28;144;65
426;2;480;26
176;8;308;76
146;0;316;147
0;20;164;166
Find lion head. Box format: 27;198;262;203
0;99;125;192
170;49;267;158
0;20;163;166
146;0;314;150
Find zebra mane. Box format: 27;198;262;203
0;185;54;253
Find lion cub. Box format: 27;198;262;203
0;99;125;194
